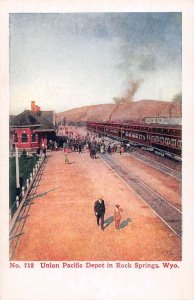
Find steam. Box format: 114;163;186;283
113;79;143;104
124;79;143;102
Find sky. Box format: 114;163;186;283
9;13;182;115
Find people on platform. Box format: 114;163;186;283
94;197;106;231
36;147;41;156
107;144;111;154
64;153;69;164
114;204;123;229
120;144;124;155
43;147;47;158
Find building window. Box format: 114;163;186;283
14;132;18;142
21;133;28;143
32;133;36;142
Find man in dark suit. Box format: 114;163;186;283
94;197;106;231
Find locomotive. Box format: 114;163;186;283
86;121;182;161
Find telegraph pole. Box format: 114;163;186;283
15;147;20;189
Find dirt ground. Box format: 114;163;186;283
13;136;181;261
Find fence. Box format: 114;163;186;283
9;156;45;222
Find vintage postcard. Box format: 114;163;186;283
0;0;194;299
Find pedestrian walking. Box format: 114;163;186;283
54;141;58;151
94;197;106;231
107;144;111;154
43;147;47;158
120;144;124;155
36;147;41;156
78;143;82;154
65;153;69;164
114;204;123;229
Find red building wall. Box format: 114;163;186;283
12;128;39;149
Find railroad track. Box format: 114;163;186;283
98;153;182;238
103;137;181;181
127;151;182;181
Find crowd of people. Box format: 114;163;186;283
59;129;128;159
35;127;130;162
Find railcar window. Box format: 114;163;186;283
177;140;182;148
170;139;176;146
154;136;159;142
165;138;170;145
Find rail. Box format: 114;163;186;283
98;153;182;238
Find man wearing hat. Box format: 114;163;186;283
94;197;106;231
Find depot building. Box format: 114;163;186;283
10;101;56;149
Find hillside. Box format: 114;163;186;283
55;100;181;123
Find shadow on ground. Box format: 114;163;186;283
104;216;114;229
104;216;132;230
119;218;132;229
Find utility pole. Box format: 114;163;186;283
15;147;20;189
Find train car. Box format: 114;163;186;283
86;121;182;161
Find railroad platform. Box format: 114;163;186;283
11;149;181;261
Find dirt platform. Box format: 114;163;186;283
13;148;181;261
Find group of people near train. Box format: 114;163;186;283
88;139;126;158
94;197;123;230
62;131;128;160
46;129;129;165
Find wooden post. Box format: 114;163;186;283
22;186;25;197
16;196;19;208
26;179;29;188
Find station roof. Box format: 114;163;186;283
10;110;56;131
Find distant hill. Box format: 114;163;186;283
55;100;181;123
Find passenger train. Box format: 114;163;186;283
86;121;182;161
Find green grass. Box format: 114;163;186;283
9;156;39;214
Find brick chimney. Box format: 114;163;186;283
31;101;36;112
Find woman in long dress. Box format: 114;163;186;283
114;204;123;229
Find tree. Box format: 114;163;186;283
112;97;125;104
172;93;182;104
